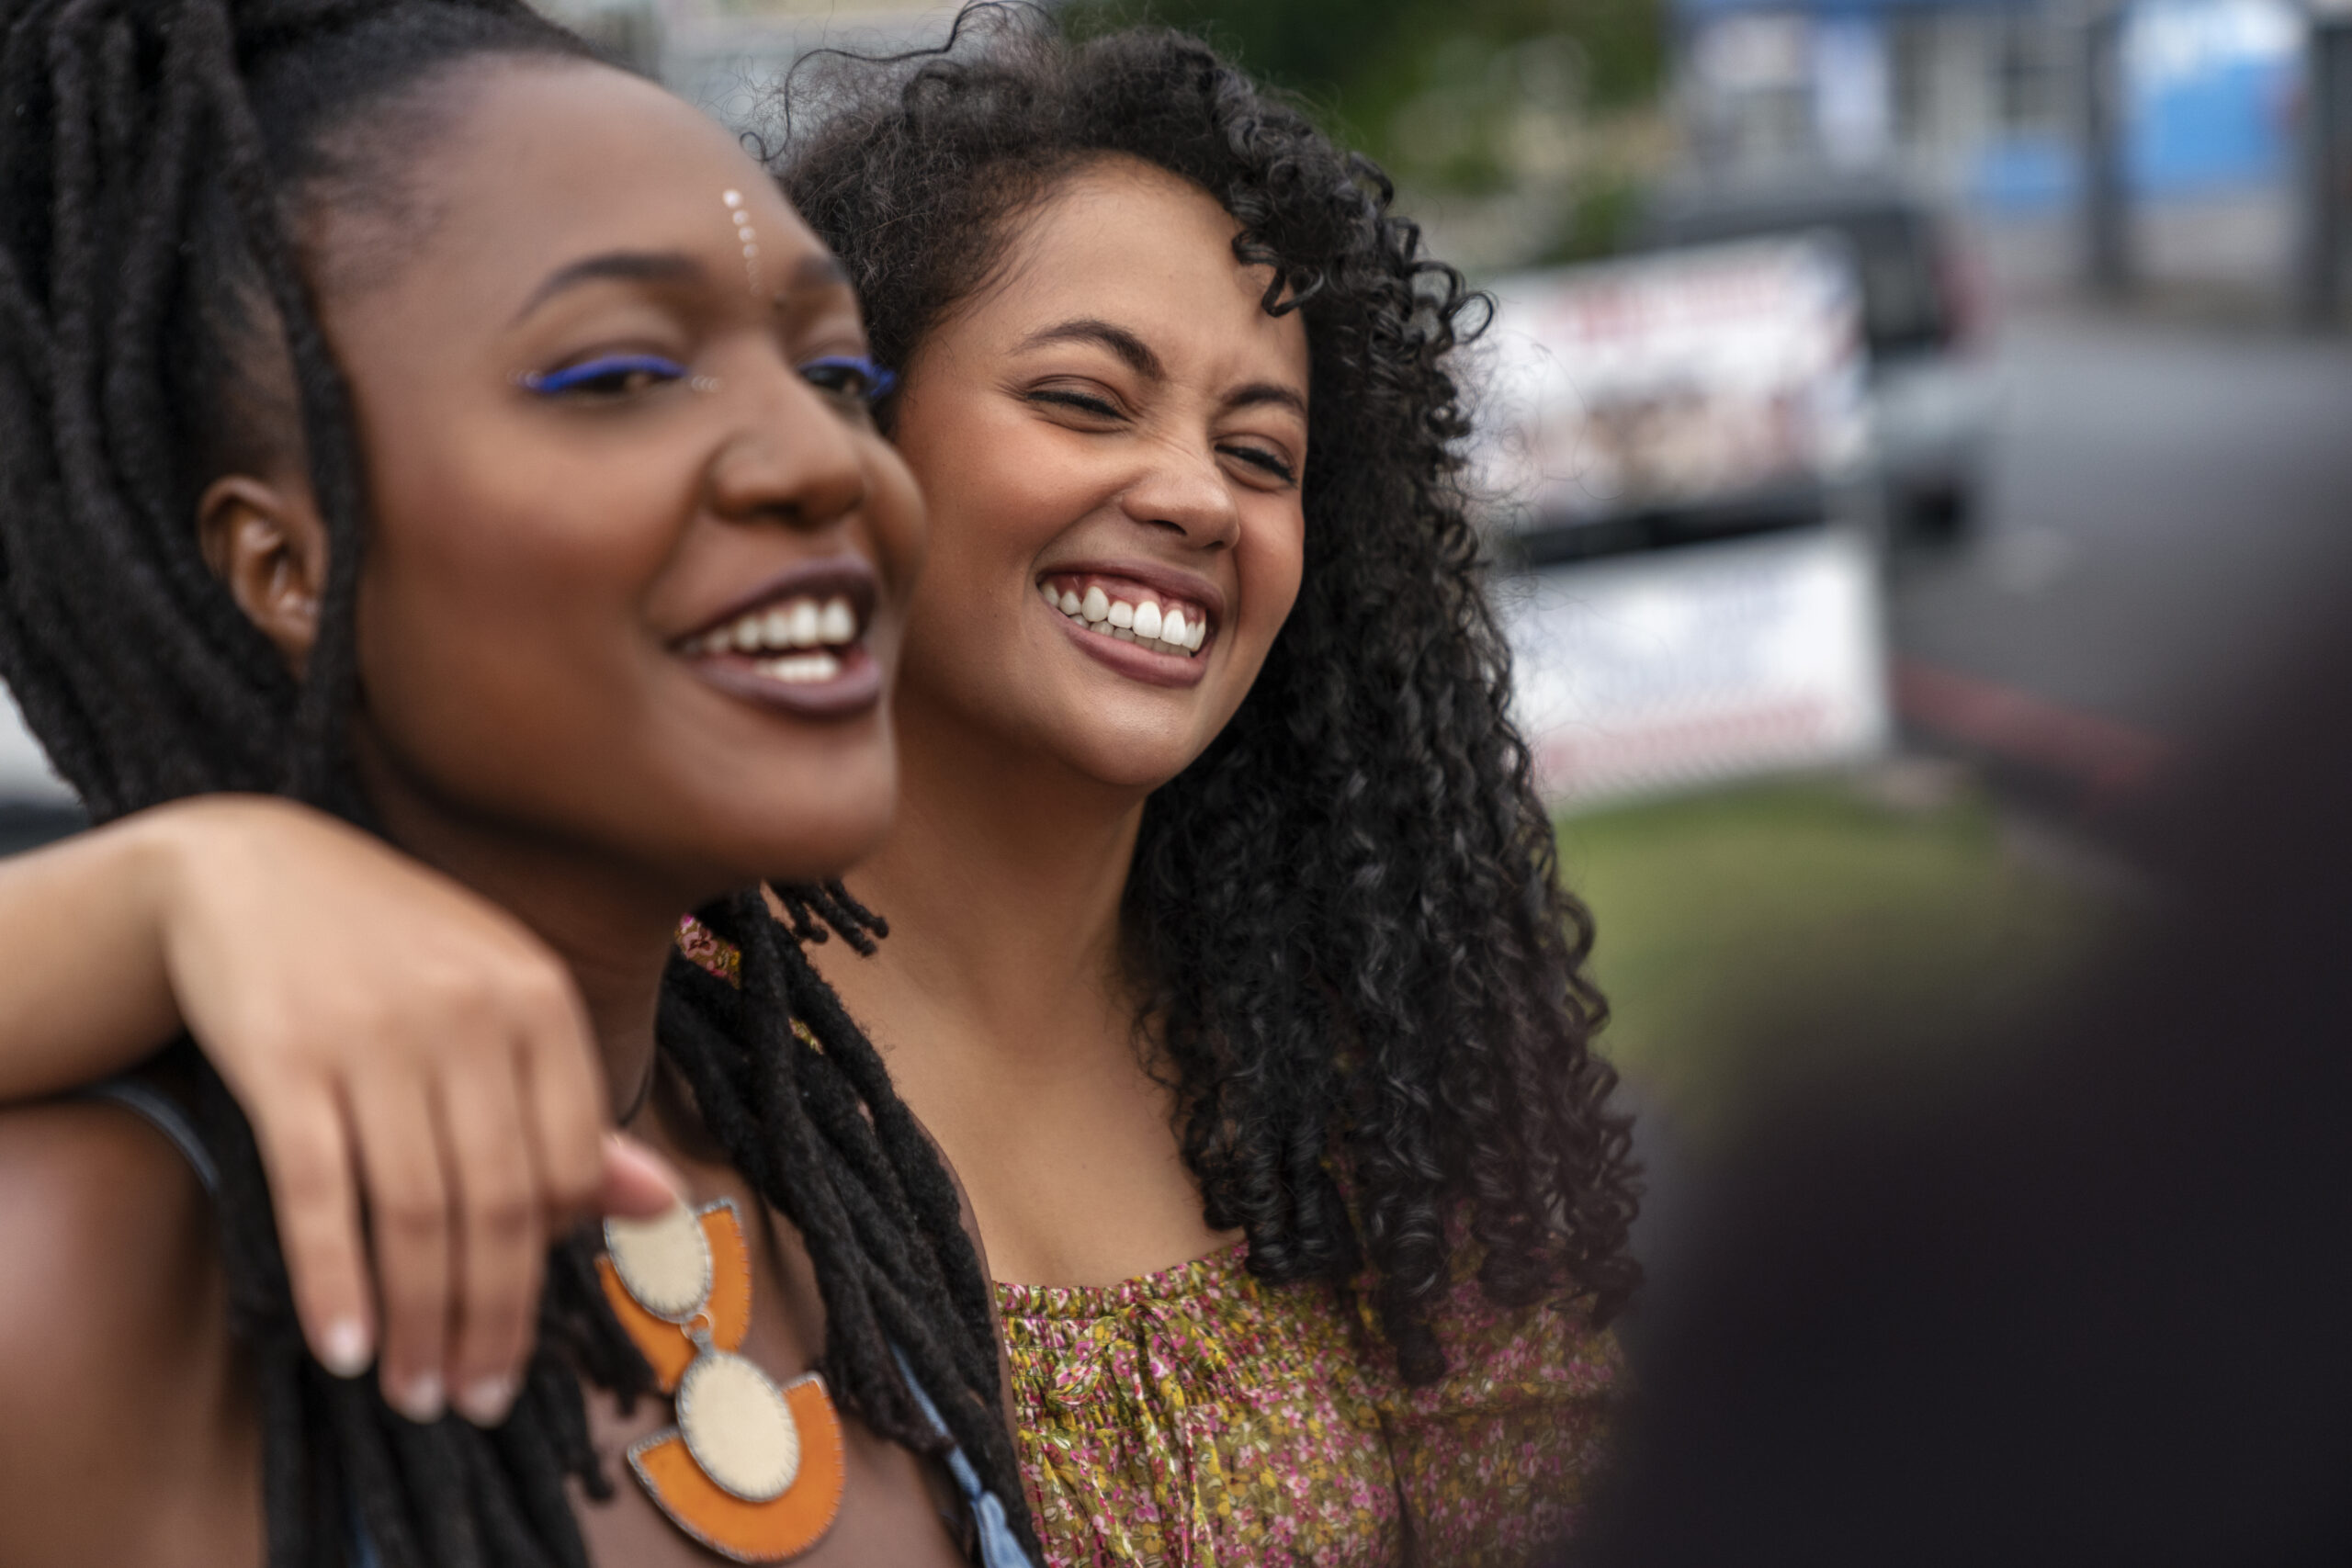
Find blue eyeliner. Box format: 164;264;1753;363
800;355;898;402
520;354;686;395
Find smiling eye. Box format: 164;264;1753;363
799;355;898;405
1223;444;1296;484
522;355;687;398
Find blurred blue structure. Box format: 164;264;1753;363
1671;0;2305;212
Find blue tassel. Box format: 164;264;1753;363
890;1344;1035;1568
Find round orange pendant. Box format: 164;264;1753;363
596;1199;847;1562
627;1374;846;1563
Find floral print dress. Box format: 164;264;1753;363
998;1242;1623;1567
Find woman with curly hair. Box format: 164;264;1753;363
0;8;1638;1563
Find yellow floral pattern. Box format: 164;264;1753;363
998;1243;1623;1567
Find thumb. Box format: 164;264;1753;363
596;1132;684;1219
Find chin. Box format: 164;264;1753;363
1056;732;1202;795
684;758;899;888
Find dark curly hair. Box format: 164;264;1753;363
778;5;1641;1382
0;0;1032;1560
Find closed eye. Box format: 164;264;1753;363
800;355;898;405
1223;444;1296;484
1025;388;1125;421
521;354;686;398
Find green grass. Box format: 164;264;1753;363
1556;774;2113;1137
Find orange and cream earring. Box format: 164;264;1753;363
598;1197;845;1562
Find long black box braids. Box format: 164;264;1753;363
0;0;1035;1560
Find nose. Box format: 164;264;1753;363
706;373;868;534
1116;437;1241;550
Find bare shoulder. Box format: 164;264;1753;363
0;1100;262;1566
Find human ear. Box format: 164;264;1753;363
196;474;330;676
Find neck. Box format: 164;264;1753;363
838;686;1149;1049
368;785;683;1122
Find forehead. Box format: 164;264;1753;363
318;58;821;312
978;159;1307;378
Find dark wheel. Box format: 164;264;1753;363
1903;480;1974;541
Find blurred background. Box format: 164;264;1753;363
6;0;2350;1254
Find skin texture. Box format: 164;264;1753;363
0;59;970;1567
812;158;1310;1285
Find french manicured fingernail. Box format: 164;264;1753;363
319;1318;372;1379
458;1375;516;1427
390;1371;445;1424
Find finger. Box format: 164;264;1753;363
597;1132;684;1219
514;966;607;1226
441;1056;544;1427
348;1076;454;1423
249;1079;375;1379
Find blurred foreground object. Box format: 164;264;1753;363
1551;604;2352;1567
1481;237;1890;807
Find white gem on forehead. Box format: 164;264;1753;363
724;190;760;292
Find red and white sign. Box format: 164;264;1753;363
1476;236;1868;525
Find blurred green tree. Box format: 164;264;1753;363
1061;0;1667;197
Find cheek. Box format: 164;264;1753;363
902;413;1086;608
1238;500;1307;643
864;443;928;597
355;448;675;773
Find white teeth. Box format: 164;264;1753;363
758;651;842;684
1041;581;1057;606
1047;581;1208;659
695;594;859;659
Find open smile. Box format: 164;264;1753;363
677;559;883;719
1036;569;1219;690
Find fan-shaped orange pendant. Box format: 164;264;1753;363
596;1199;846;1562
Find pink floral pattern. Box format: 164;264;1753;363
998;1243;1623;1568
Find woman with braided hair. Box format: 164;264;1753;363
0;0;1038;1562
0;6;1639;1564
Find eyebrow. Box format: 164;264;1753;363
1225;381;1308;419
1017;318;1164;380
513;251;707;322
